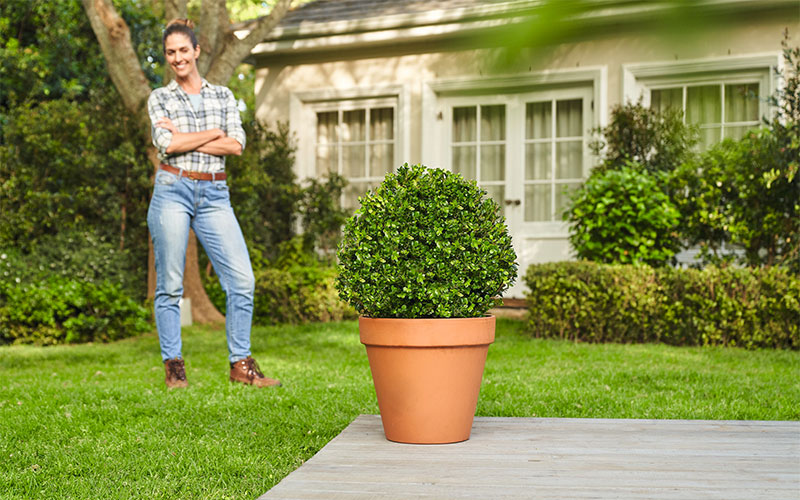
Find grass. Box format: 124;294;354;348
1;318;798;499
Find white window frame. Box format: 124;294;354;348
311;98;398;208
622;53;781;132
289;85;409;182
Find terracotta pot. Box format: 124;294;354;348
359;316;495;444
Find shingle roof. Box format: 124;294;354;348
279;0;513;27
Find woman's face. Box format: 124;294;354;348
164;33;200;79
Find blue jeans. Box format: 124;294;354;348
147;168;255;363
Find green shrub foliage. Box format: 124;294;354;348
204;256;355;325
0;272;151;345
565;163;681;266
225;121;302;263
336;163;517;318
524;261;799;349
590;100;698;176
669;32;799;270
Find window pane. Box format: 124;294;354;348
698;126;722;150
526;143;551;180
452;145;476;179
342;109;366;142
370;108;394;140
480;145;505;181
453;107;477;142
316;111;338;144
526;102;552;139
556;99;582;137
556;141;583;179
651;88;682;114
725;84;759;123
369;144;394;177
555;182;582;220
525;184;551;222
724;125;756;141
483;185;505;217
481;105;506;141
344;182;371;212
316;145;337;176
687;85;721;125
342;145;365;177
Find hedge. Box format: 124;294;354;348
0;276;151;345
524;261;799;349
206;264;356;325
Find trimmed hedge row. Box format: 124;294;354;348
524;261;799;349
206;264;356;325
0;277;151;345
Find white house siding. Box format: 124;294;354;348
251;3;797;298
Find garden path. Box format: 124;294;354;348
259;415;799;499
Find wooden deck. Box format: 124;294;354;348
259;415;800;500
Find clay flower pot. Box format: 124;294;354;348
359;315;495;444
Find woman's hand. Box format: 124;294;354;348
155;116;178;134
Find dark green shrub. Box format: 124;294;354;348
0;274;151;345
524;261;799;349
203;256;355;325
565;163;681;266
589;100;697;176
1;230;143;301
336;163;517;318
225;121;302;263
252;266;355;325
669;33;799;270
300;172;349;259
0;95;152;298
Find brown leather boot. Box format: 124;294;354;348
164;358;188;389
230;357;281;387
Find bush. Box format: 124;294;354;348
203;257;355;325
252;266;355;325
225;121;302;263
336;163;517;318
565;163;681;266
524;261;799;349
0;273;151;345
1;230;144;301
589;100;697;176
669;32;799;270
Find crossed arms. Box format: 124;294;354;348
155;116;242;156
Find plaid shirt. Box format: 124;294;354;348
148;79;246;173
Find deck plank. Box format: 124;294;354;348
259;415;800;500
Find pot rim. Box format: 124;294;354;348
359;315;496;348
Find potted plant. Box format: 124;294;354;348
336;163;517;444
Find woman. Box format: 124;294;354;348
147;19;279;389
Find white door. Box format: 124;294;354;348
442;88;594;298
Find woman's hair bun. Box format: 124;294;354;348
166;18;195;30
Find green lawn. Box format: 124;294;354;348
1;319;798;499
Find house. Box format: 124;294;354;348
246;0;798;298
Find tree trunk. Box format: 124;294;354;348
83;0;291;324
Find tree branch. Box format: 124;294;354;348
203;0;292;85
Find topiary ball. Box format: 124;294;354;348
335;163;517;318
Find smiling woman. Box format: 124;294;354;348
145;19;280;389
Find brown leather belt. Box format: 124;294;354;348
160;163;226;181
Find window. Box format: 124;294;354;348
442;87;592;227
623;55;777;152
314;102;396;210
651;82;760;149
524;99;584;222
451;104;506;210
